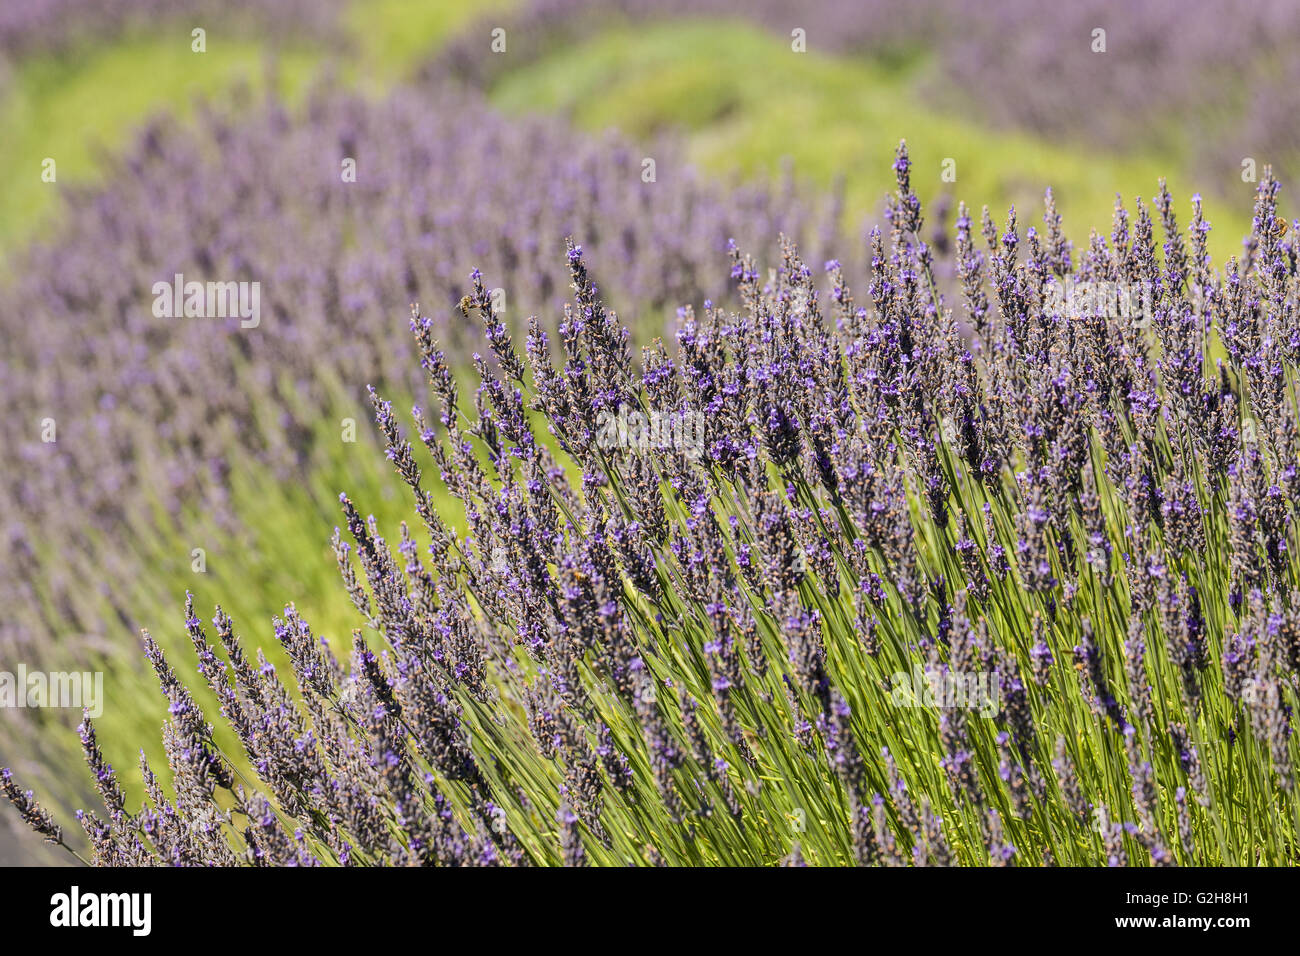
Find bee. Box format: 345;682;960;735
1271;217;1289;239
458;294;475;316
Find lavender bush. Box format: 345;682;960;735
8;145;1300;865
0;82;833;680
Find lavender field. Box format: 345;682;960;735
2;0;1300;877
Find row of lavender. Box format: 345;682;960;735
10;0;1298;188
8;146;1300;865
429;0;1300;189
0;83;836;679
0;0;345;59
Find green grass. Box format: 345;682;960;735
490;20;1257;264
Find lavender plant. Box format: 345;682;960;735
0;82;832;680
8;144;1300;866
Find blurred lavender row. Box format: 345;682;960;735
0;82;838;670
429;0;1300;187
0;0;346;59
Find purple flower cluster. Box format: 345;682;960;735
7;144;1300;865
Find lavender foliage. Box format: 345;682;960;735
8;147;1300;865
0;84;832;677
